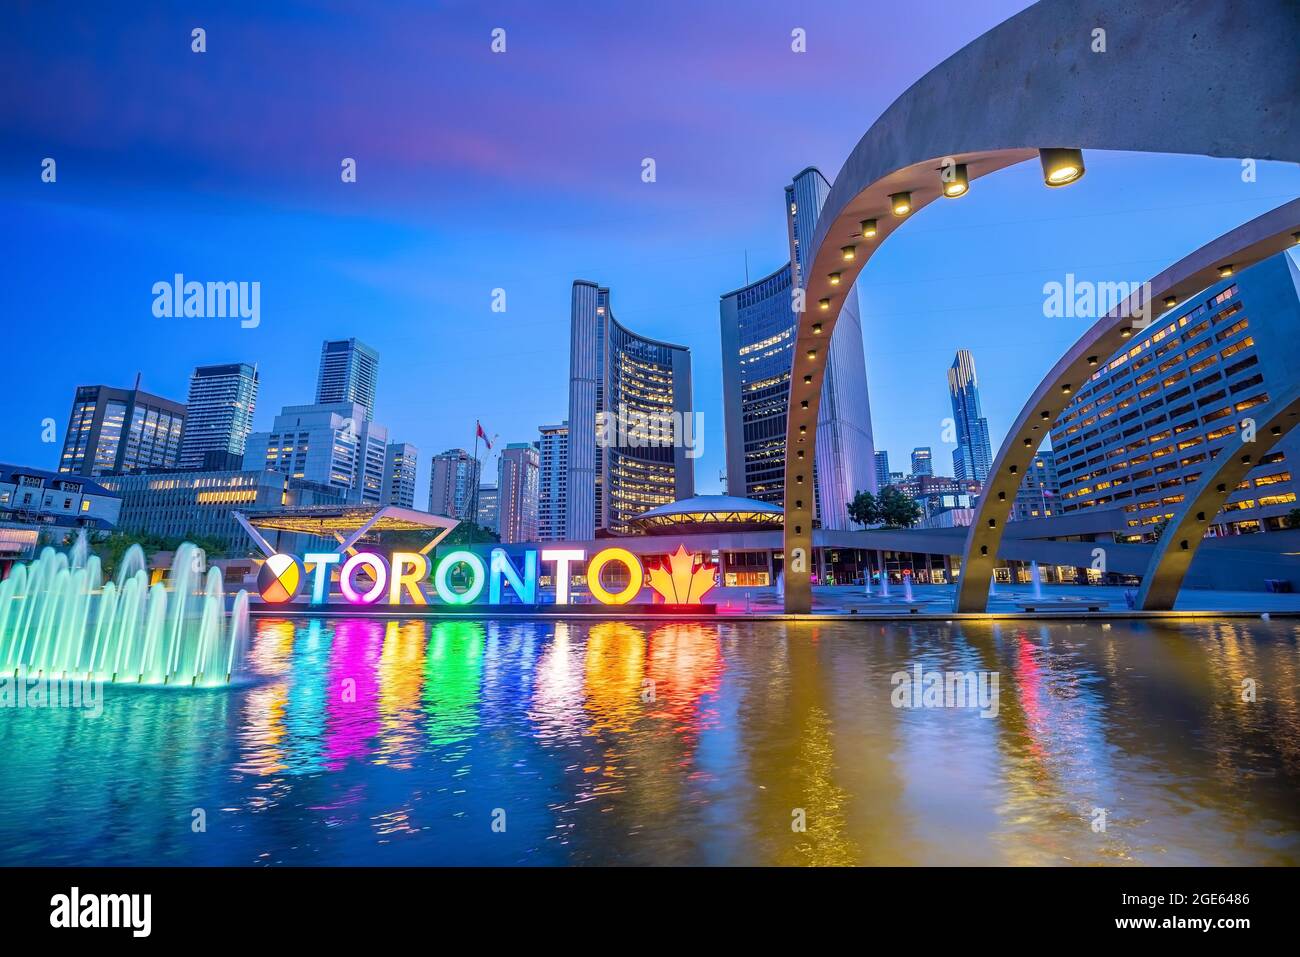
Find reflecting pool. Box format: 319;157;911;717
1;617;1297;865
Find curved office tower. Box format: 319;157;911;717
720;168;876;528
567;281;694;538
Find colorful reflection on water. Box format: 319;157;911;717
1;617;1297;865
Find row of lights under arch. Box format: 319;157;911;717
815;148;1087;314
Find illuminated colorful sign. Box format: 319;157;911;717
255;546;716;607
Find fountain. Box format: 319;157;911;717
1030;561;1043;601
881;574;891;599
0;533;250;687
902;573;914;603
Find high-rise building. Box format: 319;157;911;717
537;422;568;542
381;442;419;509
948;349;994;484
497;443;539;544
874;451;891;490
1052;252;1300;539
1011;449;1060;521
59;383;186;477
243;401;388;505
720;167;876;526
567;281;694;538
911;447;933;477
315;338;379;420
178;363;259;471
427;448;480;519
476;484;499;534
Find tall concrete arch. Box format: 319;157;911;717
781;0;1300;612
956;202;1300;611
1136;390;1300;610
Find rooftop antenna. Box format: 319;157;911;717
133;371;142;391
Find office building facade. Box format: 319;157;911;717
382;442;419;509
476;484;499;535
497;443;539;544
427;448;480;519
59;384;186;477
243;401;388;506
874;451;891;490
101;469;345;553
178;363;259;470
567;282;694;538
1052;253;1300;539
720;167;876;527
911;447;933;478
316;338;379;420
537;422;568;542
948;349;994;484
1011;449;1061;522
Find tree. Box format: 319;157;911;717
847;490;880;526
1285;507;1300;530
878;486;923;529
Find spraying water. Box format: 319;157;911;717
881;574;891;599
1030;561;1043;601
903;574;914;603
0;538;250;687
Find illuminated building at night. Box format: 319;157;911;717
315;338;379;421
178;363;259;471
58;383;186;477
537;422;568;542
427;448;480;519
497;442;539;544
382;442;418;509
243;401;389;506
719;167;876;526
1052;253;1300;539
947;349;994;484
567;281;694;538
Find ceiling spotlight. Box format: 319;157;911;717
861;219;878;239
942;163;969;198
1039;148;1085;187
890;192;912;216
1218;264;1234;278
828;272;841;286
1164;295;1177;308
812;323;823;334
818;298;830;311
841;245;856;261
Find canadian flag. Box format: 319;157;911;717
476;421;491;449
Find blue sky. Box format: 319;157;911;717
2;0;1297;495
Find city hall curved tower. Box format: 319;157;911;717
720;167;876;527
567;281;694;538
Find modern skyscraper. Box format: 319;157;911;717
948;349;994;484
1052;253;1300;539
178;363;259;470
911;447;933;477
427;448;480;519
59;383;186;477
381;442;419;509
497;442;539;544
719;167;876;526
243;401;388;505
874;450;891;490
476;484;499;535
315;338;379;420
567;281;695;538
537;422;568;542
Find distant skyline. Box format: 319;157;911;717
3;0;1299;500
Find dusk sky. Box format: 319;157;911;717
4;0;1298;495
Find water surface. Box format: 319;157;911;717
1;617;1297;865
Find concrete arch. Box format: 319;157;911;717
955;201;1300;611
781;0;1300;612
1136;391;1300;610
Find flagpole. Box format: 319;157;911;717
470;422;480;542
